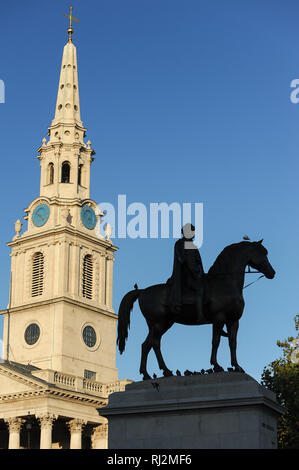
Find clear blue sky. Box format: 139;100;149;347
0;0;298;382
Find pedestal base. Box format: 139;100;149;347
99;372;284;449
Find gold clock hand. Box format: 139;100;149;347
33;211;44;222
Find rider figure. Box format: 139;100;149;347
167;223;204;323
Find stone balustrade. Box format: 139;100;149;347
83;378;104;394
54;371;76;388
31;368;131;398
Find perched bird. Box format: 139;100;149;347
200;369;205;375
184;370;192;376
243;235;250;241
153;373;157;379
151;382;159;391
176;369;181;376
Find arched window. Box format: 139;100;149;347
48;163;54;184
32;252;44;297
78;164;83;186
61;161;70;183
82;255;93;299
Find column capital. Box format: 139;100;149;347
5;417;25;432
37;413;58;429
68;418;86;433
93;423;108;439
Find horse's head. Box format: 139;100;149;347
247;240;275;279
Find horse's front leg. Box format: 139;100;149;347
139;332;153;380
210;319;225;372
152;324;173;377
226;319;245;373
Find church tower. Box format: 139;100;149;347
1;16;118;384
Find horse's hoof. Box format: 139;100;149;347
142;373;152;380
163;370;173;377
233;366;245;373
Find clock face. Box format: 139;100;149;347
81;206;97;230
32;203;50;227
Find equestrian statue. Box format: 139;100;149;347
117;224;275;380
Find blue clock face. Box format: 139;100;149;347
81;206;97;230
32;203;50;227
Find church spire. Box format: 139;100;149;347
50;8;83;131
38;8;95;200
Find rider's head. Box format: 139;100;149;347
181;223;195;240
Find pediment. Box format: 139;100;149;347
0;365;46;396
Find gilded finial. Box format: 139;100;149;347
104;224;112;241
13;219;22;239
63;6;80;43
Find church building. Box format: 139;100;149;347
0;13;129;449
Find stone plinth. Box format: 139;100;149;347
98;372;284;449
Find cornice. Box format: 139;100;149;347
7;225;118;253
0;295;117;318
0;365;109;406
0;387;107;407
0;366;45;391
24;196;97;211
48;122;87;133
37;142;91;154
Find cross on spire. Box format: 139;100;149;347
63;6;80;42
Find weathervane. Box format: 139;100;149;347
63;6;80;42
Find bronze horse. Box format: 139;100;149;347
117;240;275;380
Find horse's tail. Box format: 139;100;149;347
117;284;140;354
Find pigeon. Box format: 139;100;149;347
243;235;250;241
151;382;159;391
176;370;181;376
184;370;192;376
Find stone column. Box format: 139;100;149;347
6;417;24;449
68;419;86;449
99;253;106;305
105;255;114;309
91;423;108;449
37;413;58;449
69;242;79;296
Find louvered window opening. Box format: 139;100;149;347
82;255;93;299
49;163;54;184
61;161;70;183
32;252;44;297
